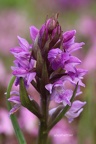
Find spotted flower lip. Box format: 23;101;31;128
48;48;81;71
45;80;73;106
11;59;36;86
48;48;69;70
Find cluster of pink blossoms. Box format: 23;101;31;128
9;15;87;123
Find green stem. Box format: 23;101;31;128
7;76;27;144
37;95;49;144
37;121;49;144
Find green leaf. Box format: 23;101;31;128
7;76;27;144
20;78;42;119
48;105;64;124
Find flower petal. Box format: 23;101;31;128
17;36;29;50
8;96;20;104
27;72;36;85
9;104;21;115
68;100;86;112
65;100;86;122
68;42;85;53
66;108;83;123
63;30;76;42
45;84;53;94
30;26;39;41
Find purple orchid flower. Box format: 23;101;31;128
9;15;87;128
8;91;21;115
48;29;84;73
65;100;86;123
10;35;36;86
45;80;73;106
8;91;34;115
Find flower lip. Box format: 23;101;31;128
65;100;86;123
